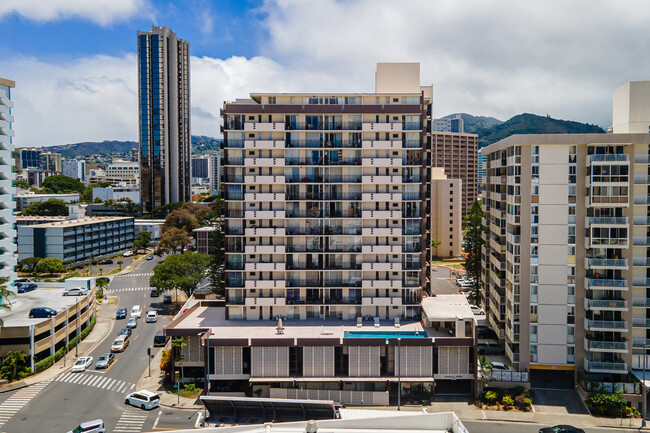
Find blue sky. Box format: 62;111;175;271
1;0;650;147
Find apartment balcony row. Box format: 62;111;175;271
584;297;627;311
361;157;403;167
361;296;403;306
362;192;404;202
634;176;650;185
244;175;286;184
243;227;286;237
245;245;286;254
633;217;650;225
489;207;505;220
361;245;402;254
586;237;629;249
632;338;650;348
286;122;363;131
361;175;402;184
587;154;629;164
243;122;285;132
244;157;285;167
584;257;628;269
244;262;286;272
585;277;628;290
586;216;628;227
285;139;363;149
244;192;285;201
361;210;402;219
584;337;628;353
361;140;420;149
633;197;650;205
631;317;650;327
633;278;650;287
244;296;286;306
584;318;628;332
362;227;402;236
633;237;650;246
635;155;650;164
633;258;650;267
245;210;286;219
584;357;628;374
234;278;420;290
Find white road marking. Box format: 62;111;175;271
0;380;52;428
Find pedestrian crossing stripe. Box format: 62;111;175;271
115;272;153;278
114;410;148;433
112;287;153;292
54;372;135;393
0;379;52;427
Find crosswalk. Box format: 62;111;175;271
115;272;153;278
112;287;153;293
113;410;148;433
0;379;52;428
55;372;135;393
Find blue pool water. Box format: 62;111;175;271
344;331;427;339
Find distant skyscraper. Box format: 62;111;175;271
40;151;62;172
0;78;17;291
137;26;191;212
17;147;41;169
62;159;86;182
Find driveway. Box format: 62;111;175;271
529;389;589;415
431;266;459;295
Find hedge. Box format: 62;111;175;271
33;315;97;374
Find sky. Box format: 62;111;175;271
1;0;650;147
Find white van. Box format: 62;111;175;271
124;390;160;410
130;305;142;318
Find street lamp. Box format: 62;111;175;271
397;337;401;411
199;330;211;396
643;339;647;428
75;298;79;357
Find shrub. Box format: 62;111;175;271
586;392;627;416
502;396;514;407
160;349;172;376
184;383;198;392
475;400;483;408
514;395;526;407
484;390;498;404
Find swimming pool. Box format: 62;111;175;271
344;331;427;339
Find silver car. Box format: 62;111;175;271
126;317;138;328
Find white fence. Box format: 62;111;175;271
269;388;390;405
489;370;529;382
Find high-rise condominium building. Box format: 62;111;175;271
40;151;62;172
137;26;191;212
430;131;478;215
222;62;432;321
192;154;221;194
478;148;487;187
17;147;41;169
62;159;86;182
0;78;18;292
481;81;650;393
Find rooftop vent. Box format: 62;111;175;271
305;420;317;433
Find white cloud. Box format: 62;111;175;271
0;0;150;26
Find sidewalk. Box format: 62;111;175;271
136;341;202;410
0;299;117;394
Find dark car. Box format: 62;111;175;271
116;308;127;319
98;259;113;265
150;289;159;297
118;327;132;337
11;278;31;286
29;307;57;318
95;353;115;370
539;426;585;433
478;325;498;340
96;277;111;284
17;283;37;293
153;331;169;347
478;341;505;355
163;294;172;304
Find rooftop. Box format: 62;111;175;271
20;216;134;229
16;216;69;222
0;286;80;327
16;192;79;198
421;295;475;322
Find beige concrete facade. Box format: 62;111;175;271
430;168;462;258
612;81;650;133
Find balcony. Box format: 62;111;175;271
361;297;402;306
361;140;403;150
584;338;628;353
244;227;286;237
245;210;286;219
362;245;402;254
584;357;628;374
362;193;402;202
633;318;650;327
245;280;286;289
633;237;650;246
362;280;402;289
244;140;285;149
634;176;650;184
244;158;285;167
362;227;402;237
633;258;650;267
633;217;650;225
244;245;285;254
245;193;285;202
584;298;627;311
362;262;401;271
584;318;628;331
361;157;403;167
243;122;285;131
633;197;650;205
244;175;286;184
585;278;628;290
244;297;286;306
244;262;286;272
633;278;650;287
633;338;650;348
361;210;402;219
587;154;629;164
635;155;650;164
361;175;402;184
584;258;628;269
586;217;628;226
361;122;402;132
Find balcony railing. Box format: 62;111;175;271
585;258;628;268
633;259;650;267
585;298;627;310
634;176;650;184
586;217;628;225
584;357;628;373
584;318;627;330
632;318;650;327
585;278;628;289
633;338;650;348
633;217;650;225
633;279;650;287
588;154;629;163
584;339;628;351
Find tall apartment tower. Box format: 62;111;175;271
430;132;478;215
0;78;18;294
137;26;191;212
221;63;432;321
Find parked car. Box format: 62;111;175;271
470;305;484;315
153;331;169;347
71;356;93;372
126;317;138;328
12;278;31;286
17;283;37;293
478;325;498;339
118;327;132;337
539;426;585;433
123;251;134;257
124;390;160;410
163;294;172;304
29;307;57;318
490;361;510;371
96;277;110;284
150;289;159;297
98;259;113;265
95;353;115;369
130;305;142;318
64;287;88;296
146;255;154;260
111;335;129;352
67;419;106;433
146;311;158;323
116;308;127;319
478;341;505;355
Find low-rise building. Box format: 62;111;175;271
134;219;164;241
193;226;217;253
17;215;135;262
92;183;140;204
25;169;59;187
15;191;79;211
106;160;139;184
165;294;476;404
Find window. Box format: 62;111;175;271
268;96;276;104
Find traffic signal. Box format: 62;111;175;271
147;347;151;356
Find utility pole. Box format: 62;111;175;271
147;347;152;377
397;337;401;411
75;298;79;357
643;339;647;428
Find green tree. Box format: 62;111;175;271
162;209;200;235
21;198;69;216
144;202;183;219
0;277;15;326
478;354;492;389
133;230;152;253
156;227;191;255
13;179;30;189
0;350;29;382
149;252;211;298
207;226;225;297
18;257;41;272
41;175;85;194
117;260;123;270
34;258;65;276
463;200;486;303
171;337;187;382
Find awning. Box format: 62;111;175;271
632;370;650;387
249;377;435;383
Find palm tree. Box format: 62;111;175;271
0;350;28;382
0;277;15;326
171;337;186;382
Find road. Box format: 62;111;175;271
462;420;635;433
0;257;199;433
